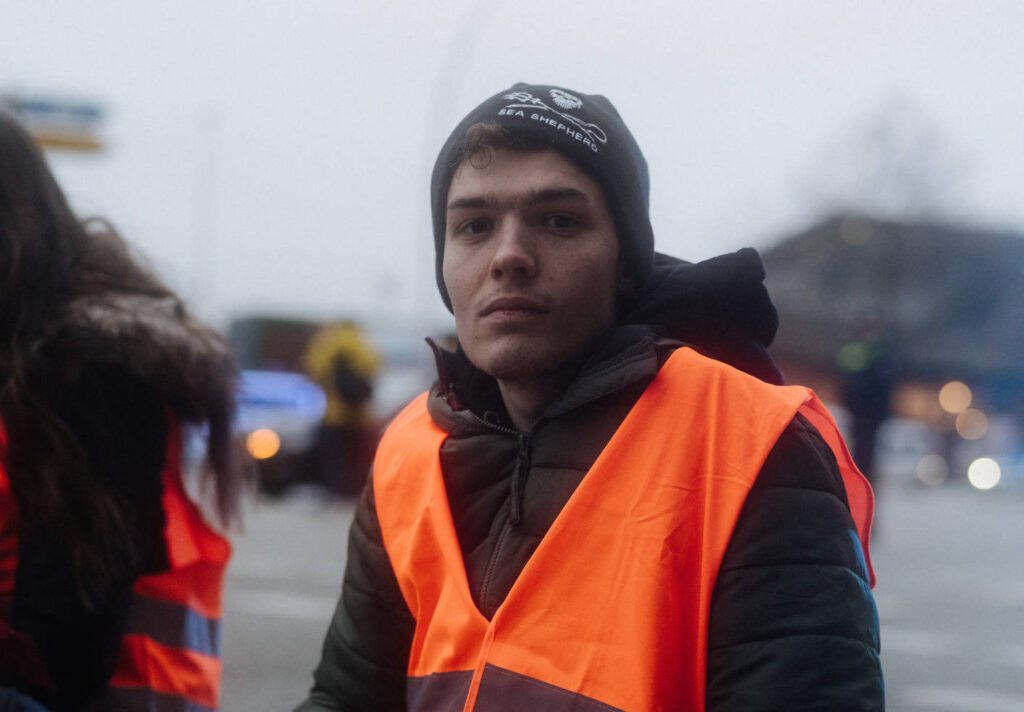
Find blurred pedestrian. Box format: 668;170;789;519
0;112;245;711
839;315;894;488
304;321;380;497
296;83;882;711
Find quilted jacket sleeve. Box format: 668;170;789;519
706;413;884;711
293;473;413;712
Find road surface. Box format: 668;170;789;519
218;482;1024;711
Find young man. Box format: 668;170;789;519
296;83;883;711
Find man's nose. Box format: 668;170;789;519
489;219;537;279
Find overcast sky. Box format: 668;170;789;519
4;0;1023;327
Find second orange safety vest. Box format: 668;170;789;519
0;420;230;712
373;347;874;712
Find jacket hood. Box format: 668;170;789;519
33;292;237;424
620;248;783;385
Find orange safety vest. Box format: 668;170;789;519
0;420;230;712
373;347;874;712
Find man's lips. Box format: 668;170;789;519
479;296;549;317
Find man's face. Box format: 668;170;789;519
443;148;622;385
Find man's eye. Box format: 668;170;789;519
463;219;490;236
545;214;580;230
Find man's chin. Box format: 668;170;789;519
475;343;582;386
474;344;555;382
482;355;548;382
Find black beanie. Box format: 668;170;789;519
430;83;654;311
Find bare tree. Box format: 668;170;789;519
803;94;969;221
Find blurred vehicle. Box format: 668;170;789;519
227;315;440;495
236;369;326;495
873;414;1023;493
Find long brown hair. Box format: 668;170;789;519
0;111;244;607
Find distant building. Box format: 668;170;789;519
763;214;1024;417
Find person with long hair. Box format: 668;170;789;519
0;111;245;711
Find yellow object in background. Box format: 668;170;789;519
304;322;381;428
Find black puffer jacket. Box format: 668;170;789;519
296;250;883;711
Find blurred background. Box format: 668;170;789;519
4;1;1023;709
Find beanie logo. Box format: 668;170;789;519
498;90;607;153
549;89;582;110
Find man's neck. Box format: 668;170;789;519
496;372;571;433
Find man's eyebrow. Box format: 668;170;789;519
447;187;591;212
447;196;490;212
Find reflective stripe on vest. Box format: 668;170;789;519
373;347;875;712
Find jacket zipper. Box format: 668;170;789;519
461;410;531;617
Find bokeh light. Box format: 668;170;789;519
967;458;1001;490
938;381;972;414
246;428;281;460
955;408;988;440
916;454;948;486
837;342;870;373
